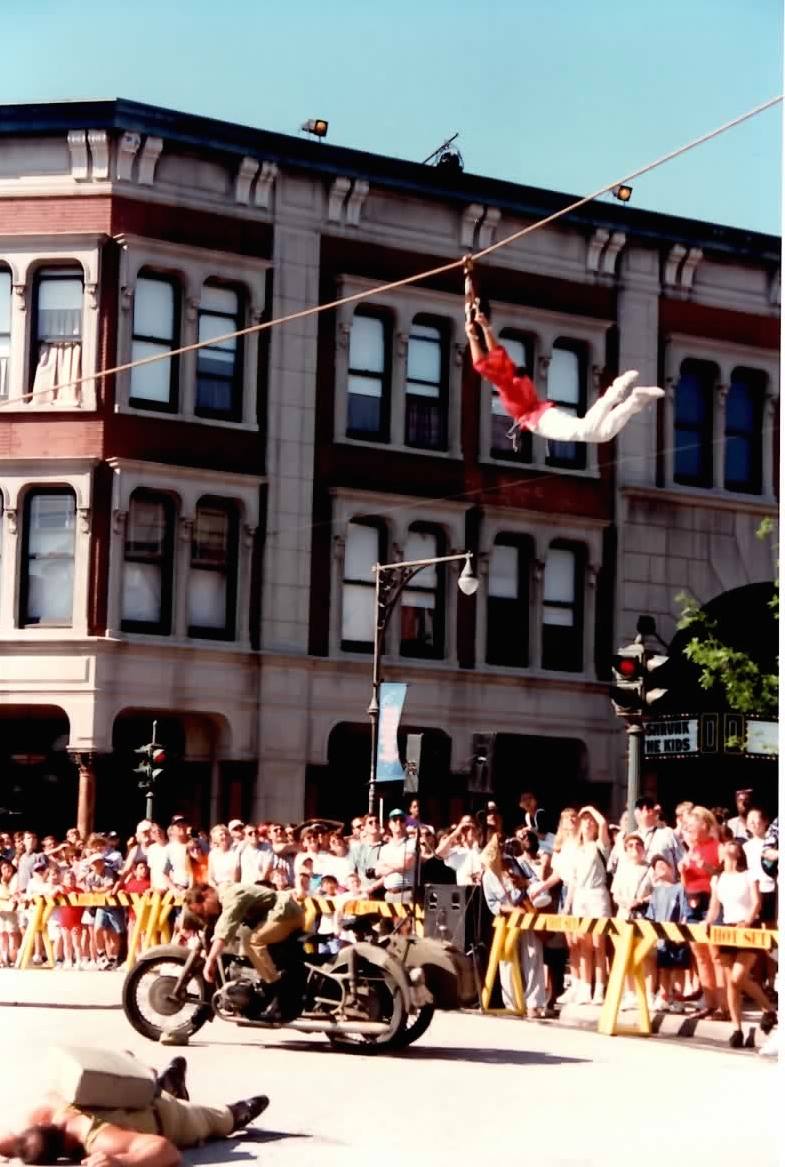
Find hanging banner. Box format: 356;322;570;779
376;682;408;783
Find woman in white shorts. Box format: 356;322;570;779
570;806;611;1005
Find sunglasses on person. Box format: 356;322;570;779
244;828;258;837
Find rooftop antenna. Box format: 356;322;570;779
422;133;463;169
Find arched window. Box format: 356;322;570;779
20;489;76;626
491;331;533;462
346;310;391;441
341;518;386;652
196;283;243;419
130;272;180;411
542;543;583;672
547;340;587;470
32;268;83;401
487;535;531;667
400;525;445;659
0;267;10;401
121;490;175;634
188;499;238;639
673;359;715;487
725;368;764;494
405;315;448;450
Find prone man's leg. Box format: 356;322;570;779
154;1094;233;1145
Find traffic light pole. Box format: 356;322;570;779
624;720;643;831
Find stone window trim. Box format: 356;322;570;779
334;276;465;458
115;234;270;430
0;457;97;637
662;333;779;500
105;457;264;648
329;487;471;667
0;234;104;412
477;300;613;478
475;506;606;683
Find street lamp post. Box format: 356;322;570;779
367;551;479;815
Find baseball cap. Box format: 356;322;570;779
136;820;153;833
227;819;244;831
388;808;405;819
170;815;188;826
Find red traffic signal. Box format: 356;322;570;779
614;656;640;679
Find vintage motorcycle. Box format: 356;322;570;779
122;915;475;1053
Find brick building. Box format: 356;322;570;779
0;100;777;834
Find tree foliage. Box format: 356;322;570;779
674;520;778;717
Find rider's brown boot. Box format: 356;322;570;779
228;1095;271;1131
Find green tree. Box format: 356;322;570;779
675;519;778;718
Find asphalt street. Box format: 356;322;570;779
0;971;778;1167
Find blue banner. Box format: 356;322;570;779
376;682;408;782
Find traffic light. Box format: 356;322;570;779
468;733;496;794
134;742;166;790
610;640;671;717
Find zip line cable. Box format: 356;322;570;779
0;93;780;411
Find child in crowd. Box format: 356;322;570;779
644;855;689;1012
0;857;20;967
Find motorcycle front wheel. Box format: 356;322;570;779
326;963;406;1054
389;1002;435;1048
123;953;210;1043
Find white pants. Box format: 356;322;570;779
532;371;662;443
500;933;547;1011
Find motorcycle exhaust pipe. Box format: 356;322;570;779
235;1018;391;1035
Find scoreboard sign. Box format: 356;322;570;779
644;719;699;757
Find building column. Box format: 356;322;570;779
582;563;600;679
531;557;545;668
762;390;777;497
713;381;728;491
70;751;98;839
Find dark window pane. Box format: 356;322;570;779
405;396;443;448
675;375;706;425
348;393;381;433
726;383;755;432
724;437;752;487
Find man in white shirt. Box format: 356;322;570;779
238;825;271;884
164;816;192;892
609;798;683;873
436;816;483;886
376;809;416;902
727;788;754;840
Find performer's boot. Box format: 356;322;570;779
155;1056;189;1101
228;1094;271;1131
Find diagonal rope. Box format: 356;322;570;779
0;94;780;410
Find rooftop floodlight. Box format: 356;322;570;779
457;555;479;596
301;118;329;138
612;184;633;202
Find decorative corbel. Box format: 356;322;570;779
591;365;602;392
12;283;27;312
116;132;141;182
453;341;465;368
77;507;91;535
235;157;260;205
460;204;484;249
337;322;351;352
328;177;351;223
249;303;265;325
663;244;686;288
179;517;194;543
185;296;200;323
119;285;133;314
477;207;500;249
84;283;99;311
533;558;545;582
587;563;600;590
242;523;258;548
87;130;110;180
345;178;369;227
254;161;278;210
137;136;163;186
586;228;610;274
680;247;703;292
601;231;627;277
6;508;17;536
537;355;552;384
67;130;89;181
395;331;409;360
111;509;127;536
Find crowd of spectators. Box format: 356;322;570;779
0;787;777;1050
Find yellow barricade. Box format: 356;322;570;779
481;910;778;1036
14;892;423;970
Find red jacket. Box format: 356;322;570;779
474;345;553;431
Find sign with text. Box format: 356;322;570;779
644;718;699;758
709;926;774;950
375;682;408;783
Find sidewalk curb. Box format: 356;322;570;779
557;1003;770;1050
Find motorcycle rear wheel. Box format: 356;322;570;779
326;964;406;1054
389;1002;435;1048
123;953;210;1043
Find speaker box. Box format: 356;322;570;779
423;883;489;953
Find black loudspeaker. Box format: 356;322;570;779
423;884;489;953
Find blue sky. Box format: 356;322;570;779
4;0;782;233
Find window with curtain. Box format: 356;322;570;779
724;368;764;494
400;526;444;659
21;490;76;626
130;274;179;410
32;269;83;403
486;536;530;667
673;359;714;487
346;311;390;440
0;268;10;401
542;544;582;672
196;284;242;419
546;341;586;469
341;519;384;652
405;315;447;450
188;500;237;638
121;491;174;633
490;331;533;462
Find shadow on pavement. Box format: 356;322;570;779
0;1001;120;1010
194;1038;588;1067
187;1130;311;1163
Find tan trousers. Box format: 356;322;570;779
243;901;305;982
85;1092;233;1148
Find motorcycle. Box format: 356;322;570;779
122;922;429;1053
122;916;477;1053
